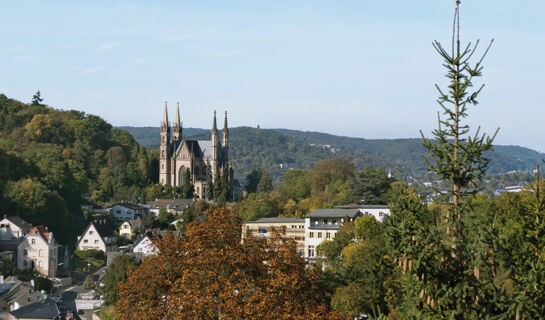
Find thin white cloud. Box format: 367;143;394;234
81;66;106;75
164;35;190;43
128;58;145;65
97;41;122;52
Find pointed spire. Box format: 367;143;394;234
212;110;218;132
162;100;169;126
223;111;228;130
175;102;181;127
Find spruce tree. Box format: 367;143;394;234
405;1;505;318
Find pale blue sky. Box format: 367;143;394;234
1;1;544;151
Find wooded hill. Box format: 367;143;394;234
120;126;544;180
0;94;158;244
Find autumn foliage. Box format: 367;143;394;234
116;208;345;320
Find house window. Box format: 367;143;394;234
89;231;93;235
326;232;331;239
317;232;322;238
39;261;43;268
124;225;129;229
31;239;35;245
324;219;328;224
95;240;99;244
258;228;267;234
23;260;28;267
39;249;43;256
333;220;338;225
308;245;315;257
84;239;88;243
23;249;27;256
314;220;318;226
309;232;314;238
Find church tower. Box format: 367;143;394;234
222;111;229;167
210;110;219;179
159;101;171;185
172;102;182;142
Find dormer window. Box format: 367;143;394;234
31;239;35;245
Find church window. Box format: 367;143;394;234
162;150;165;157
162;164;164;169
195;167;200;176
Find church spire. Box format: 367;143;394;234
222;111;229;147
212;110;218;133
173;101;182;141
162;100;169;127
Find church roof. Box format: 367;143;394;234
175;140;212;159
197;140;212;158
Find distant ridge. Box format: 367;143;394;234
119;126;545;179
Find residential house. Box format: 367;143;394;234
146;198;195;216
76;220;117;252
242;217;306;255
17;226;57;277
119;217;144;239
108;203;149;221
0;216;32;241
8;298;60;320
0;276;47;314
132;233;159;258
304;208;362;262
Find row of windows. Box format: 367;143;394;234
23;260;43;268
313;218;345;226
23;249;45;256
83;239;100;244
308;232;332;239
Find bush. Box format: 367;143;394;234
82;274;95;289
34;277;53;293
74;249;105;260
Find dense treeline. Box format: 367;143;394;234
235;158;393;221
0;93;158;243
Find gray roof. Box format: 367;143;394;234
9;298;59;319
111;202;147;210
335;204;390;209
197;140;212;158
245;217;304;224
3;215;32;233
307;208;361;218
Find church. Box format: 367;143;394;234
159;101;230;199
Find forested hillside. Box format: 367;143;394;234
0;94;158;243
275;129;545;174
122;126;544;179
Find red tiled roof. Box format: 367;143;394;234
28;225;51;242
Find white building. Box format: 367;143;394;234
76;220;117;252
335;204;391;222
17;226;58;277
132;233;159;257
0;216;32;241
108;203;149;221
304;208;362;262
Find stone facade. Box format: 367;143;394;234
159;102;230;199
242;217;306;255
17;226;57;278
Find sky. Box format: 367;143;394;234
1;1;544;151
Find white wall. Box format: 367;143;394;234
0;218;24;241
77;224;106;252
17;235;57;277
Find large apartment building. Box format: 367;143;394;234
242;217;305;255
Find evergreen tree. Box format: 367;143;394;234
257;171;273;194
31;90;43;105
206;164;214;200
401;1;505;318
181;168;194;198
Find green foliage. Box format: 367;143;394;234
181;169;194;198
73;250;106;273
347;167;393;205
157;208;175;228
33;276;53;293
102;255;138;305
74;249;105;260
0;94;158;243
